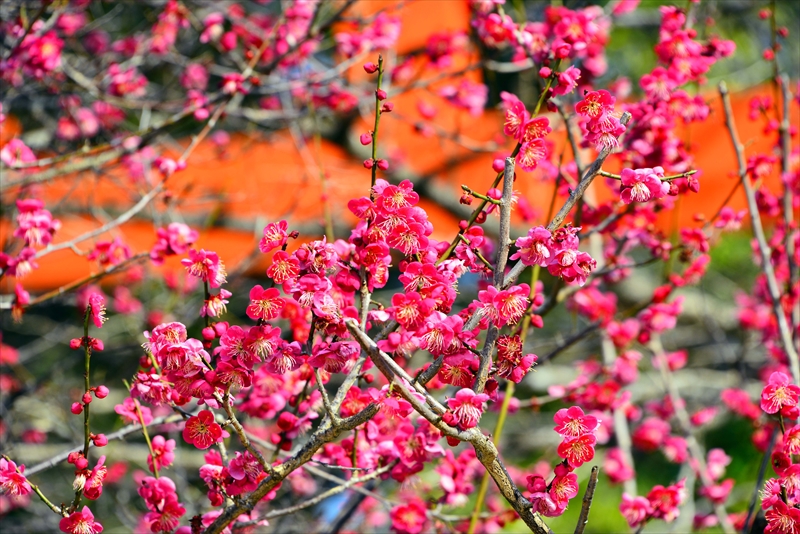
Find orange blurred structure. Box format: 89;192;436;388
1;0;797;294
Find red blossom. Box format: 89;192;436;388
182;410;223;450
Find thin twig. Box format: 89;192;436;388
235;461;397;526
501;113;632;290
719;81;800;383
651;335;735;534
742;426;778;534
574;466;600;534
24;413;189;477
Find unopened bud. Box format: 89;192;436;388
71;402;83;415
475;211;487;224
363;159;374;169
359;132;372;146
92;433;108;447
69;338;83;350
460;193;473;205
95;385;109;399
82;392;93;404
492;158;505;173
380;101;394;113
376;159;389;170
376;89;387;101
363;62;378;73
202;327;216;340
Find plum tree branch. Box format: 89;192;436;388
718;81;799;384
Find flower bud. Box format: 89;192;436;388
363;374;374;383
763;48;775;61
82;392;93;404
363;159;374;169
220;31;237;52
92;433;108;447
380;101;394;113
475;211;487;224
90;338;104;351
376;159;389;170
458;220;469;230
487;187;502;200
538;66;552;78
778;27;789;38
446;436;460;447
492;158;505;173
277;412;297;431
75;456;89;470
687;177;700;193
69;338;83;350
759;9;770;19
359;132;372;146
376;89;387;101
280;440;292;451
71;402;83;415
459;193;473;205
363;62;378;73
202;326;216;340
213;321;229;336
94;385;109;399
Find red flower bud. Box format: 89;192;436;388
446;436;460;447
363;159;374;169
213;321;229;336
475;211;487;224
277;412;297;431
759;9;770;19
220;31;237;52
376;89;387;101
75;456;89;470
380;101;394;113
92;433;108;447
202;327;216;340
459;194;473;205
363;62;378;73
376;159;389;170
94;385;109;399
539;67;552;78
82;392;93;404
71;402;83;415
360;132;372;146
90;338;104;351
778;27;789;38
69;338;82;350
763;48;775;61
492;158;505;173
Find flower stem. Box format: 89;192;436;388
369;55;385;199
135;398;159;479
70;305;93;512
438;71;557;265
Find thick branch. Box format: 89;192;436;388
345;319;552;534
